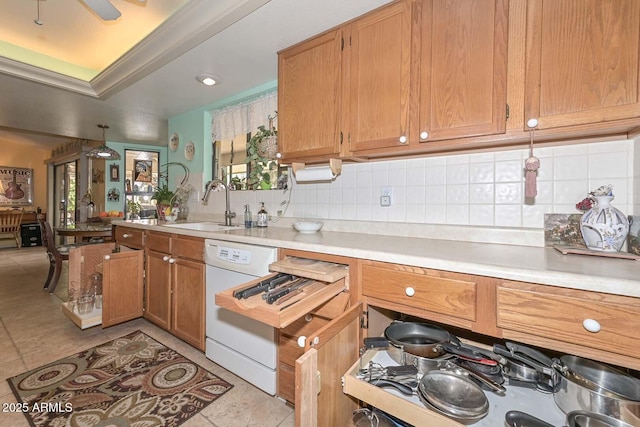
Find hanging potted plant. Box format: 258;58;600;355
246;118;278;190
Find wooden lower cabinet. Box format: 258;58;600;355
144;231;205;351
65;243;145;329
295;303;362;427
102;249;145;328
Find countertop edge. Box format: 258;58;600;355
115;221;640;299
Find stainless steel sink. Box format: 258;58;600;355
161;222;240;232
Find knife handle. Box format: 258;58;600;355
240;284;269;299
267;288;289;304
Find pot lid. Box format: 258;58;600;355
418;370;488;418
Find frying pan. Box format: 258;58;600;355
384;321;498;363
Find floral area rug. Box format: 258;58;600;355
7;330;233;427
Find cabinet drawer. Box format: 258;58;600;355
215;258;348;328
278;362;296;403
497;281;640;359
146;231;171;253
361;261;477;322
172;235;204;261
114;226;144;249
279;335;305;368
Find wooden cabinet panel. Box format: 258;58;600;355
348;0;414;152
114;226;144;249
172;257;205;350
525;0;640;130
296;303;361;427
497;281;640;361
146;231;171;254
361;261;477;323
144;232;206;351
172;235;204;261
418;0;508;142
278;28;344;161
144;250;172;331
102;250;144;328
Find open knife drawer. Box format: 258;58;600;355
215;256;349;328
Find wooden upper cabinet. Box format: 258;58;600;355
525;0;640;130
347;0;414;152
418;0;509;143
278;28;344;161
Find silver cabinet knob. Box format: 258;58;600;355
405;286;415;297
122;233;130;238
399;135;407;144
527;118;539;129
162;255;170;262
168;258;176;264
419;131;429;140
104;255;111;260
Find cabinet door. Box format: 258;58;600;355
418;0;508;143
525;0;640;130
348;0;414;152
295;303;362;427
278;28;344;161
172;257;205;351
102;250;144;328
144;249;172;331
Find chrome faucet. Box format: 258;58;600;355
201;179;236;226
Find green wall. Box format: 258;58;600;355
168;80;278;192
102;141;168;213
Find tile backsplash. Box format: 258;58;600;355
189;137;637;231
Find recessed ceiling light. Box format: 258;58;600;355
196;74;220;86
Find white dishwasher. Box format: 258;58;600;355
204;238;278;395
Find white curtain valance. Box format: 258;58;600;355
211;91;277;142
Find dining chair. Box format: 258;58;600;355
0;208;24;249
38;217;73;293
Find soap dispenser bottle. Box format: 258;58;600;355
244;204;252;228
256;202;268;227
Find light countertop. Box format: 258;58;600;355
117;220;640;298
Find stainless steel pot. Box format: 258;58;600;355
566;410;635;427
554;355;640;426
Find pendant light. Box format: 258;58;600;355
87;124;121;160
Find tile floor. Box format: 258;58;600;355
0;246;295;427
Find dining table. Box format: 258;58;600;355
55;222;113;243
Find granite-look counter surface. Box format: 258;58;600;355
116;220;640;298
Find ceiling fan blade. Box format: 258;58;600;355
79;0;122;21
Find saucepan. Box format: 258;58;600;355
505;410;635;427
553;355;640;426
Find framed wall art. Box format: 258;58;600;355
0;166;33;206
110;164;120;182
134;160;152;182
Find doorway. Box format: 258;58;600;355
53;161;77;227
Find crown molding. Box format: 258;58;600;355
0;57;97;96
0;0;270;99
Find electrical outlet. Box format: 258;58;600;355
380;187;393;206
